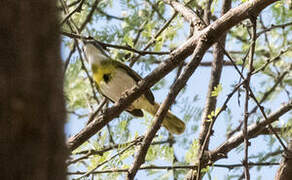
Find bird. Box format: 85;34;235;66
83;41;185;134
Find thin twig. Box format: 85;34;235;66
57;0;81;11
251;49;289;75
129;12;178;66
242;16;257;180
60;0;101;105
210;100;292;162
96;8;125;21
79;0;100;32
195;80;246;180
227;70;289;138
257;21;292;37
219;39;288;152
67;139;173;165
64;42;76;74
67;162;279;175
76;137;141;179
145;0;166;22
203;0;213;25
133;21;148;46
59;0;86;26
60;32;170;55
259;14;272;52
86;98;107;124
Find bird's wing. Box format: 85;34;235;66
113;60;155;105
95;82;144;117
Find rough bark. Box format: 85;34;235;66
0;1;67;180
275;139;292;180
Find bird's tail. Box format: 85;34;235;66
144;102;185;134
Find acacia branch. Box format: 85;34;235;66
67;162;279;175
242;16;257;180
227;70;289;138
59;0;86;26
79;0;99;32
163;0;201;27
196;0;232;179
63;42;76;74
77;138;140;179
210;100;292;162
218;26;288;152
61;32;170;55
96;7;125;21
129;12;178;66
66;0;279;152
197;0;232;156
257;21;292;37
67;138;173;165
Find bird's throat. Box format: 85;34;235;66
91;63;115;85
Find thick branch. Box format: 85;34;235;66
163;0;202;29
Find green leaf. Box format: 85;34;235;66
185;140;199;163
274;1;283;8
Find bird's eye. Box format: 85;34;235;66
103;73;111;83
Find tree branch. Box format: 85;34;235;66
226;70;289;138
275;139;292;180
67;162;279;175
79;0;99;32
196;0;232;179
67;138;173;165
59;0;86;26
242;16;257;180
210;100;292;162
163;0;202;28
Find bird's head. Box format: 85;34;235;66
83;41;109;65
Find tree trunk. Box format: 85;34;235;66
0;1;67;179
275;139;292;180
